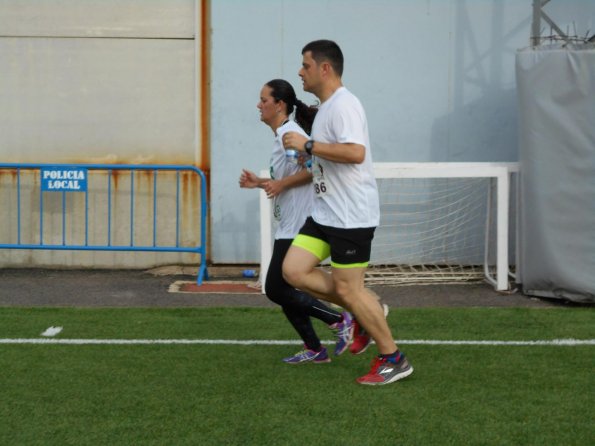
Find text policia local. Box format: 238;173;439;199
43;169;86;190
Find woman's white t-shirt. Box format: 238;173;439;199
309;87;380;228
270;120;313;239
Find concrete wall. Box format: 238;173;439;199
0;0;205;268
0;0;200;164
1;0;594;267
210;0;595;263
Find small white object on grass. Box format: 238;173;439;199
41;326;63;337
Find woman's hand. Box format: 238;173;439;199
261;179;284;198
238;169;260;188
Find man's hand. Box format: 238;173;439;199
282;132;308;152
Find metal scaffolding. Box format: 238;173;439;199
531;0;595;46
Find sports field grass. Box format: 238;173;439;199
1;307;593;445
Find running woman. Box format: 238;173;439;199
239;79;353;364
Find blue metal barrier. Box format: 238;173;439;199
0;163;208;284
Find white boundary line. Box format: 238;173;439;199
0;338;593;346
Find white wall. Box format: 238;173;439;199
211;0;593;263
211;0;531;262
1;0;594;267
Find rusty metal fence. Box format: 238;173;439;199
0;163;208;284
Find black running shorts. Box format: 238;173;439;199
292;217;376;268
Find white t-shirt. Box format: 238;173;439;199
270;120;313;239
309;87;380;228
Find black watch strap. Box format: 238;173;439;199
305;140;314;155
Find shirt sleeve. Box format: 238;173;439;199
330;96;367;146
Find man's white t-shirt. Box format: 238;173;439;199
270;120;313;239
309;87;380;229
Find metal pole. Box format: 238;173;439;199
531;0;543;47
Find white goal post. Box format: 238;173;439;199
260;162;519;292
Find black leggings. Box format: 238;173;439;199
265;238;342;351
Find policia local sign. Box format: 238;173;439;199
41;167;88;192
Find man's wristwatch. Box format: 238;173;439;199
304;140;314;155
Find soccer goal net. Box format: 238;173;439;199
260;162;518;292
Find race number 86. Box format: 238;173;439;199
314;182;327;194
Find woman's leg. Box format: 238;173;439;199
265;239;342;350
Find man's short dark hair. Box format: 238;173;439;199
302;39;344;77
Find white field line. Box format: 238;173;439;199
0;338;593;346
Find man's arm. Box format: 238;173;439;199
307;141;365;164
282;132;365;164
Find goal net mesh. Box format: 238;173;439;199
367;176;496;286
259;163;517;290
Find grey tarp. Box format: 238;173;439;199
516;45;595;303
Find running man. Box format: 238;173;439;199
282;39;413;385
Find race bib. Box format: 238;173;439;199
312;159;331;197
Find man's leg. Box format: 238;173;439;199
330;267;397;355
284;249;396;355
331;266;413;385
282;245;354;355
350;292;389;355
282;245;341;305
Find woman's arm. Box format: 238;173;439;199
239;169;267;189
262;168;313;198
